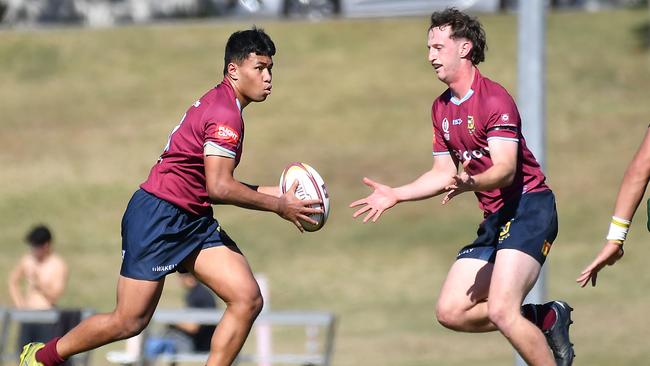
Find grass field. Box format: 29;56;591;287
1;9;650;366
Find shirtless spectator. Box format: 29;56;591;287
8;225;69;348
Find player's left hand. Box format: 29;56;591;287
442;160;475;205
576;241;625;287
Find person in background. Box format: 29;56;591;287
146;273;218;357
9;225;69;349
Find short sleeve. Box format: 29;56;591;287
485;93;520;143
432;104;451;156
204;117;242;158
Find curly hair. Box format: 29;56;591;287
429;8;487;65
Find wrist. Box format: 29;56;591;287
606;216;630;245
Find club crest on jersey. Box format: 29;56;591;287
216;125;239;145
467;116;475;133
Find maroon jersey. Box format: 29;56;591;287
141;80;243;216
431;68;548;216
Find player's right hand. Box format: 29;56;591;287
349;177;397;223
576;241;625;288
277;180;322;232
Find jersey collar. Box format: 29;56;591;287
449;67;481;106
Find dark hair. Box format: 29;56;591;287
26;225;52;247
429;8;487;65
223;27;276;75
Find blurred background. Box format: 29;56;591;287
1;0;650;365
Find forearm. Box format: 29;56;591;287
612;164;650;220
209;180;281;213
393;170;454;202
257;185;281;197
470;163;515;191
8;282;24;308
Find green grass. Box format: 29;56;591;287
1;9;650;365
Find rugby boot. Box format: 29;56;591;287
543;301;575;366
19;343;45;366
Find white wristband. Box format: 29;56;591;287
606;216;631;242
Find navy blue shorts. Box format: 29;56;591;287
120;189;235;281
456;190;558;265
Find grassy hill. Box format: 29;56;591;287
1;9;650;365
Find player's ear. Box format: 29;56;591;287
460;40;473;59
227;62;239;81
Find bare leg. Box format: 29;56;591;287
56;276;165;358
488;249;554;366
435;258;496;332
183;245;263;366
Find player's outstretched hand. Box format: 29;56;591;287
277;180;323;232
442;160;474;205
349;177;397;223
576;241;625;287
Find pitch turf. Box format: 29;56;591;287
1;9;650;365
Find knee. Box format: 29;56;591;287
487;302;517;331
110;313;150;340
435;301;465;331
229;290;264;320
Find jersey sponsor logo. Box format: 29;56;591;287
452;147;490;162
216;125;240;145
467;116;475;133
452;118;463;125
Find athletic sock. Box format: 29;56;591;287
540;303;557;331
521;303;556;331
35;337;66;366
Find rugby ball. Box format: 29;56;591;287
279;162;330;232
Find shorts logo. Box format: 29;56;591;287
216;125;240;145
152;264;177;272
457;247;474;257
541;241;552;257
498;220;513;243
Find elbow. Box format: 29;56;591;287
497;166;516;188
207;184;231;203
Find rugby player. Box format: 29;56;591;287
350;8;574;366
20;27;321;366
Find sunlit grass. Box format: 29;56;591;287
1;9;649;365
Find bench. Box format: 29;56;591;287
106;308;336;366
0;308;94;366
